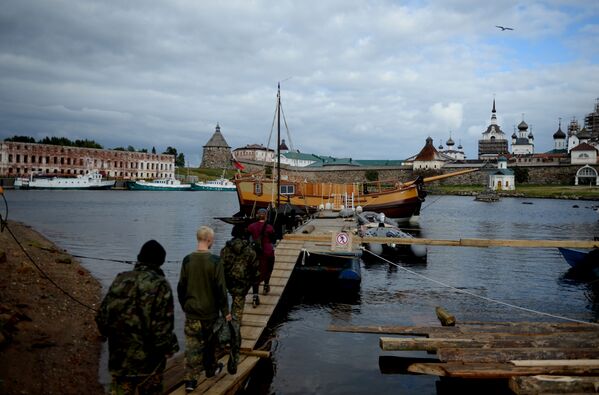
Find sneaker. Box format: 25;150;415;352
263;284;270;295
185;379;197;392
252;294;260;307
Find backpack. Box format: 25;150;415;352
96;271;144;337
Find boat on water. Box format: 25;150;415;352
14;170;115;190
357;211;427;262
191;174;236;191
233;85;478;223
558;247;599;278
127;178;191;191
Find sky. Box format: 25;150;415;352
1;1;598;166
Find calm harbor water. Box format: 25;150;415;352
4;190;599;394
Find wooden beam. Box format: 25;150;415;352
511;359;599;367
284;233;599;249
509;375;599;395
407;361;599;378
380;337;473;351
436;347;599;363
435;306;456;326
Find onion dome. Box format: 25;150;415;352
553;125;566;139
438;143;444;150
511;132;517;139
458;143;463;150
518;120;528;130
279;139;289;151
528;131;534;140
446;137;455;146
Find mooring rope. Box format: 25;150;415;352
361;247;599;327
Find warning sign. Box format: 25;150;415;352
331;231;352;252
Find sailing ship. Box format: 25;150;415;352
14;170;115;190
232;85;478;223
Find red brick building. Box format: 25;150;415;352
0;141;175;180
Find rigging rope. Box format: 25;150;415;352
361;247;599;327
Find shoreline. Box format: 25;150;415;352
0;220;104;395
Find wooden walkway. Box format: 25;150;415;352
164;238;301;394
330;321;599;394
165;212;360;394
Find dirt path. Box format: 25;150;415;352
0;220;104;395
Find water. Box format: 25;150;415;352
4;190;599;394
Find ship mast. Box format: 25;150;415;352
276;83;281;209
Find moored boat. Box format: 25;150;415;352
558;247;599;278
128;178;191;191
191;177;236;191
14;170;115;190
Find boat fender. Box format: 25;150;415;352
410;244;427;258
367;243;384;255
356;206;363;214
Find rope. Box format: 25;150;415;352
421;195;443;210
71;254;180;265
361;247;599;327
4;221;98;312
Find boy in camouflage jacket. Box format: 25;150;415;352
96;240;179;395
220;224;259;374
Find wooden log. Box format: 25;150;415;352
301;224;315;234
509;375;599;395
327;324;455;336
435;306;456;327
240;349;271;358
436;347;599;363
380;337;473;351
408;361;599;379
511;359;599;367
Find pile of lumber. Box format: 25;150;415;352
329;321;599;394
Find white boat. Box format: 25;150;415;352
191;177;236;191
14;170;115;190
128;178;191;191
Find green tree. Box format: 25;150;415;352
163;146;177;156
127;145;136;152
139;148;148;153
4;135;36;143
176;153;185;167
151;146;156;154
113;147;126;151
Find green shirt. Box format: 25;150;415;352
177;251;230;321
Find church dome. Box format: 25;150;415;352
438;143;443;150
553;126;566;139
511;132;517;139
446;137;455;146
518;121;528;130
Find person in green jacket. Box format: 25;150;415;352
96;239;179;395
178;226;231;392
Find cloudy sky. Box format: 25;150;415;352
1;1;598;165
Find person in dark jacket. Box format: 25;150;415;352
248;208;276;307
178;226;231;392
220;224;259;374
96;240;179;395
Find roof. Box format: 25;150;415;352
553;126;566;139
513;137;532;145
414;137;447;162
282;151;320;161
357;159;405;166
204;124;230;148
234;144;274;152
571;142;598;152
483;124;506;135
491;168;514;176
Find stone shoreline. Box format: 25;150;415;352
0;220;104;395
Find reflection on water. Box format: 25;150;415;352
5;190;599;394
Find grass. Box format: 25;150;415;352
175;167;237;181
428;184;599;200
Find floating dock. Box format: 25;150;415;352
330;321;599;394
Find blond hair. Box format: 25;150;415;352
196;226;214;242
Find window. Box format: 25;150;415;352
254;182;262;196
280;184;295;195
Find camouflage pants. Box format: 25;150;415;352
184;318;218;381
229;294;245;369
110;372;163;395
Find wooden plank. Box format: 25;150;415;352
241;313;269;326
511;359;599;367
380;337;474;351
380;335;599;351
241;325;266;341
436;347;599;363
407;362;599;379
283;233;599;249
244;294;280;305
205;356;260;395
328;324;457;336
509;375;599;395
270;268;293;278
273;261;296;270
267;277;291;286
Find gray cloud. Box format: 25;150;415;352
1;0;598;164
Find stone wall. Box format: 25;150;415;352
200;147;231;169
238;160;597;186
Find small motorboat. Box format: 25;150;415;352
357;211;427;262
558;247;599;279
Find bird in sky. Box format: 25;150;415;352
496;25;514;31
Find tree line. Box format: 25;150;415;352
4;135;185;167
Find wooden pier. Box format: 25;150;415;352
330;320;599;394
165;212;356;394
